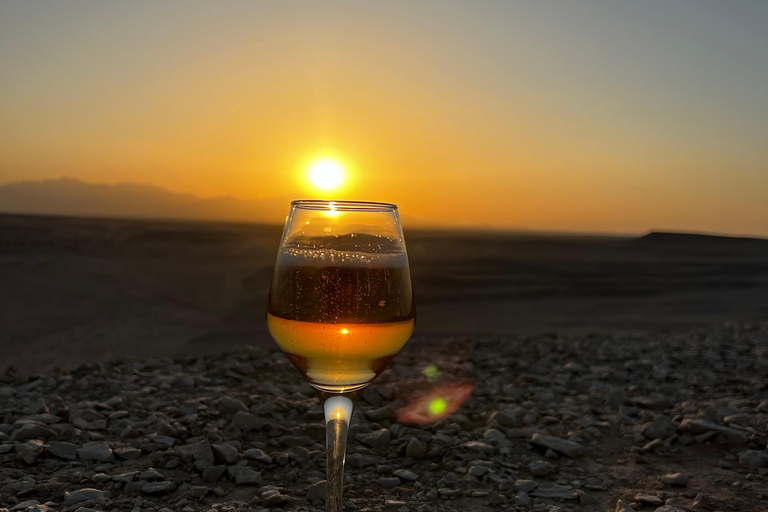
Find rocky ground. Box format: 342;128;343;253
1;322;767;512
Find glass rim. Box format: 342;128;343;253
291;199;398;212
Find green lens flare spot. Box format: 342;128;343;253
429;397;447;416
423;364;438;382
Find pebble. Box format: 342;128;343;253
77;442;113;462
63;489;105;506
227;466;262;485
16;440;44;464
634;493;663;506
661;472;689;486
642;415;677;440
392;469;418;482
378;477;400;489
244;448;273;464
307;480;327;500
357;428;391;449
529;432;585;458
405;437;426;459
529;459;556;477
219;396;248;413
615;499;636;512
45;441;77;460
232;411;266;431
142;481;177;494
530;482;577;499
176;440;214;464
211;442;238;464
260;489;289;506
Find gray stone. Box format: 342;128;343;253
578;491;600;506
139;468;164;480
378;477;401;489
142;481;177;494
530;482;577;499
516;492;532;506
468;465;491;477
661;472;689;486
77;442;113;462
392;469;418;482
10;423;57;442
16;439;44;464
307;480;327;500
63;489;105;506
529;432;585;458
219;396;248;413
615;499;636;512
757;400;768;413
365;405;396;421
189;485;209;498
46;441;77;460
260;489;289;506
723;413;756;427
654;507;686;512
232;411;265;432
177;440;214;464
405;437;426;459
203;465;226;483
227;465;262;485
212;443;238;464
642;415;676;440
114;446;142;460
634;493;663;506
244;448;273;464
357;428;391;449
738;450;768;470
529;459;556;477
462;441;495;454
514;479;538;493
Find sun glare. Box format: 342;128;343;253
307;159;346;191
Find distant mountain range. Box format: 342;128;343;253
0;178;289;224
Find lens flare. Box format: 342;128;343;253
396;381;474;424
423;364;439;382
428;397;447;415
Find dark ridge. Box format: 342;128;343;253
635;231;768;248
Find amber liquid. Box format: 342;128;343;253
267;252;415;392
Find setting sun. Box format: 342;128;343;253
307;159;346;192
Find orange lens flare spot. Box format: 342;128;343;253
396;381;474;424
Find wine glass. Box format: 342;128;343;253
266;200;415;512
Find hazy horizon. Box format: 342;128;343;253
2;175;768;239
2;1;767;235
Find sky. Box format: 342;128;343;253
1;0;767;235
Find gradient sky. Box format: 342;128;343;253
1;1;767;235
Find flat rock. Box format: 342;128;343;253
45;441;77;460
203;465;227;483
260;489;289;506
77;442;113;462
378;477;400;489
634;493;663;506
232;411;266;432
307;480;327;500
365;405;396;421
142;481;177;494
212;443;238;464
63;489;105;506
244;448;273;464
661;472;689;486
530;482;577;499
10;423;57;442
357;428;391;449
529;432;585;458
177;440;214;464
392;469;418;482
114;446;142;460
642;415;676;440
514;479;538;493
530;459;556;477
227;465;262;485
462;441;495;454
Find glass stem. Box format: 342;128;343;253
323;395;354;512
